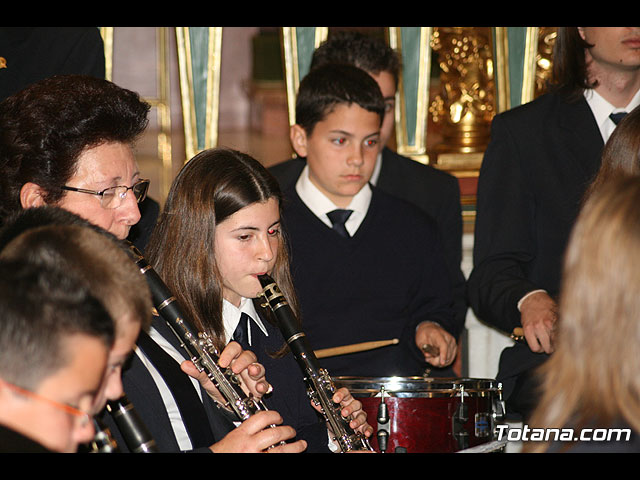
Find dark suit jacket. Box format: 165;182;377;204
269;148;466;339
468;89;604;398
100;317;235;453
0;27;105;101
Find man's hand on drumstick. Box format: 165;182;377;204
519;291;557;354
415;321;457;368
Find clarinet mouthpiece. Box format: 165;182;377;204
257;274;274;288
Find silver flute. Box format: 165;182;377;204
258;274;374;452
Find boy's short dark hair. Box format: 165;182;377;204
0;259;114;390
295;63;385;135
0;207;153;332
310;31;401;87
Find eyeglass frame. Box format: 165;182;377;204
60;179;150;209
0;378;91;426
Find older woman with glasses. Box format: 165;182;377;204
0;74;150;240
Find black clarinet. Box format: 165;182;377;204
105;395;158;453
258;274;374;452
126;243;272;425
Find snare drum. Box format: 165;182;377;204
334;376;503;453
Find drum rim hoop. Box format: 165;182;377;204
333;376;499;396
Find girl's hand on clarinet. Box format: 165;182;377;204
180;341;271;405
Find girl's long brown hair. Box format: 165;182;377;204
525;176;640;452
145;148;300;352
585;105;640;201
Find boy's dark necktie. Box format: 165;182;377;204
327;209;353;237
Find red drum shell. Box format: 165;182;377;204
334;376;499;453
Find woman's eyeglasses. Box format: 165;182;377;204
61;179;150;209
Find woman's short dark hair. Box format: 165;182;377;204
0;74;150;224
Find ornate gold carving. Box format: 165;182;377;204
429;27;495;156
534;27;557;98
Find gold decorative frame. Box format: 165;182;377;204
520;28;540;106
388;27;432;165
100;27;174;200
493;27;540;113
99;27;113;81
281;27;328;126
492;27;509;113
154;28;173;198
176;27;223;161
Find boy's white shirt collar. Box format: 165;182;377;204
222;296;268;345
369;150;383;185
584;87;640;143
295;164;372;236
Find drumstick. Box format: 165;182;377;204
314;338;399;358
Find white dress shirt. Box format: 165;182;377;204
584;87;640;143
295;164;372;236
222;296;269;346
369;151;383;186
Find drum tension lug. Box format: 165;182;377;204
452;386;470;450
492;383;506;423
376;387;390;453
